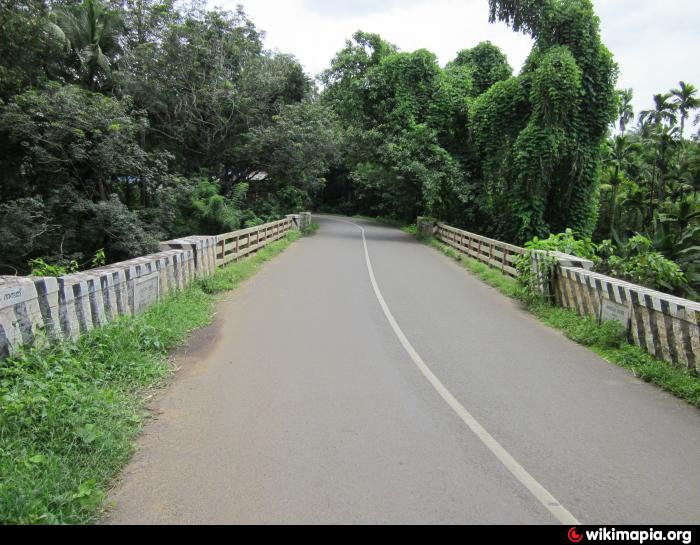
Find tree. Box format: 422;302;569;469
0;0;66;100
639;94;682;207
0;83;170;270
593;81;700;297
320;35;466;222
671;81;700;139
0;1;341;275
450;41;512;97
117;6;268;178
604;135;636;235
320;31;397;128
639;93;677;129
473;0;618;241
241;100;341;209
51;0;123;90
617;88;634;136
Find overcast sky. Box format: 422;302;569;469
209;0;700;116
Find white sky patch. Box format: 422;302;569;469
209;0;700;117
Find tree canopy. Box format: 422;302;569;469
0;0;339;273
2;0;698;298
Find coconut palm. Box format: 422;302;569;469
671;81;700;139
51;0;122;90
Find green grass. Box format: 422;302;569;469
0;230;301;524
301;222;320;236
422;235;700;408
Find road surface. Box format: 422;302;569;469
105;216;700;525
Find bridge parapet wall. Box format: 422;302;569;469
428;218;699;372
555;266;699;372
0;213;309;358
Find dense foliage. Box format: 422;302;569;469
2;0;697;299
0;0;339;274
592;84;700;298
316;1;698;299
523;80;700;299
317;0;618;243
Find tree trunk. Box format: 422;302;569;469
125;179;132;208
610;166;619;236
140;127;148;207
97;178;107;201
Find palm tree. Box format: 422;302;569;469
639;94;680;209
620;182;649;232
51;0;122;90
604;134;636;234
654;124;680;203
671;81;700;139
639;93;678;128
617;88;634;136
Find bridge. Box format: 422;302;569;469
84;216;699;524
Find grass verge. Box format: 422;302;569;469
421;235;700;408
0;230;301;524
301;222;320;236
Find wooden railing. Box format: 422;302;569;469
435;223;526;278
216;218;295;267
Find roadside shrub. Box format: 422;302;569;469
597;235;687;294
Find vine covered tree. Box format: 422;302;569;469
471;0;618;241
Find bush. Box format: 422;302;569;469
523;228;598;260
516;229;592;300
519;230;689;298
598;234;688;294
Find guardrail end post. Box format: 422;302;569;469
299;212;311;231
416;217;436;238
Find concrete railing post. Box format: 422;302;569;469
159;236;217;279
416;217;436;238
299;212;312;231
286;214;301;230
530;250;595;299
0;277;46;358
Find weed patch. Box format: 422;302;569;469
301;222;320;236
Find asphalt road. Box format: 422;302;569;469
105;216;700;525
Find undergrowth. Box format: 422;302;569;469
301;222;320;236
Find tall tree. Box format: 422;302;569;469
639;93;677;129
604;134;636;234
473;0;618;241
0;0;65;100
617;88;634;136
639;94;680;207
671;81;700;139
51;0;123;90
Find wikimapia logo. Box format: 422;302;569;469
569;528;584;543
567;527;693;544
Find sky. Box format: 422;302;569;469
209;0;700;116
